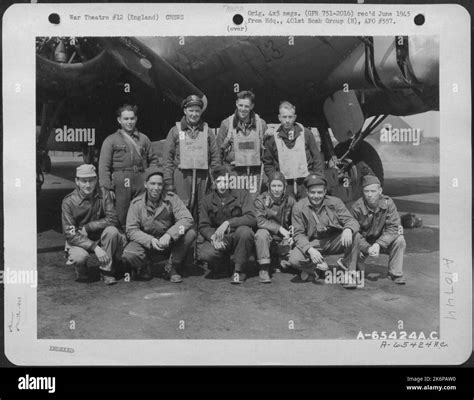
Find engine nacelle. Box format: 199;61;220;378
372;36;439;88
324;35;439;93
36;38;120;100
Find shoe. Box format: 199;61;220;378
133;265;152;281
337;258;348;271
316;261;329;271
170;274;183;283
165;265;183;283
338;262;359;289
390;275;406;285
230;272;246;284
364;255;378;265
74;265;89;282
300;270;313;281
259;270;272;283
101;273;117;285
341;281;357;289
140;266;152;280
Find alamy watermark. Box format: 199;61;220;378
213;173;258;193
18;374;55;394
379;123;421;146
55;125;96;146
1;268;37;288
324;268;365;288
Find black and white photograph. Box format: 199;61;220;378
35;34;441;338
2;3;471;366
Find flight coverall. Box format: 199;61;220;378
62;187;126;279
163;117;220;218
289;195;361;274
254;191;296;268
99;129;159;228
198;189;256;273
217;112;268;197
123;191;196;274
351;195;405;278
262;125;324;200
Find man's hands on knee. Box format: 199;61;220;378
94;246;110;266
158;233;172;249
210;233;226;250
308;247;324;265
279;227;294;246
151;234;171;251
368;243;380;257
341;228;353;247
214;221;230;242
279;226;291;239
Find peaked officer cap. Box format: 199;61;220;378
182;95;204;109
304;174;327;188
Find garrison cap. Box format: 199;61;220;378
76;164;97;178
304;174;327;188
361;175;381;187
212;165;232;181
144;166;164;182
182;95;204;109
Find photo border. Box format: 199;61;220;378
2;2;471;365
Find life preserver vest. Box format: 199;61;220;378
177;121;209;170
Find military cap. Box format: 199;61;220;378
361;175;381;187
182;95;204;109
212;165;231;181
144;166;164;182
76;164;97;178
304;174;327;188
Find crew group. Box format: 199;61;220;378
62;91;406;288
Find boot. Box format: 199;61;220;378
258;265;271;283
164;262;182;283
132;263;152;281
230;266;246;284
100;270;117;285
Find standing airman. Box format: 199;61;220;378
163;95;220;219
262;101;324;200
99;104;159;228
217;90;268;199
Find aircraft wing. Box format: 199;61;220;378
139;35;438;125
97;37;208;110
36;35;439;149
